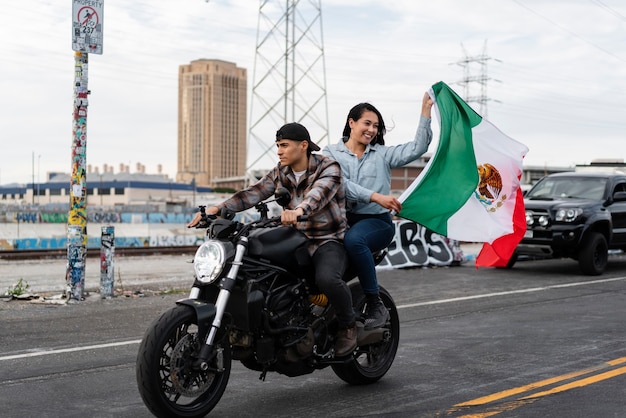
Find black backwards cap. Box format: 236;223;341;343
276;122;320;151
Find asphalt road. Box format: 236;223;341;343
2;255;626;417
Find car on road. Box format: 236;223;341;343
509;172;626;275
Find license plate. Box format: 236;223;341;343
524;230;533;238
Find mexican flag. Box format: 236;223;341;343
398;81;529;267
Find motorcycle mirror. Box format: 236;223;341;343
275;187;291;208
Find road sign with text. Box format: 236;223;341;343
72;0;104;54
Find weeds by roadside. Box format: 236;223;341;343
5;278;31;297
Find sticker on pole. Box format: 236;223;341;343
72;0;104;54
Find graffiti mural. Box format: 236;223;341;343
3;217;466;268
8;211;197;225
377;220;464;269
40;213;69;223
89;212;121;223
16;213;39;223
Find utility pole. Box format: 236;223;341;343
67;0;104;300
247;0;329;179
454;40;500;118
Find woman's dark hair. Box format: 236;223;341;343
342;102;387;145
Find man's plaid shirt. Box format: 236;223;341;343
216;153;347;252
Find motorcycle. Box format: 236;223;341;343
136;188;400;417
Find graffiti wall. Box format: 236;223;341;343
1;216;465;268
378;220;464;268
8;211;194;224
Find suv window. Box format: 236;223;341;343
613;183;626;194
527;177;607;200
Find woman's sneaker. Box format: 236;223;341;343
363;295;390;330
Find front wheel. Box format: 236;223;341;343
332;283;400;385
136;304;231;418
578;232;608;275
504;251;518;269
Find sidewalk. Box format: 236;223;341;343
1;253;197;298
1;243;483;298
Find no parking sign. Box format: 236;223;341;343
72;0;104;54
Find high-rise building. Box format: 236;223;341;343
177;59;247;190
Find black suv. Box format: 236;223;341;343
509;172;626;275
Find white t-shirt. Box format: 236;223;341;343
293;169;306;184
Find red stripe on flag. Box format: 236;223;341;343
475;186;527;268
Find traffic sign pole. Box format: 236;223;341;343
67;1;103;300
66;51;89;301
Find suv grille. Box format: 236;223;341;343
526;208;553;239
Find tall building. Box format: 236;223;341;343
177;59;247;190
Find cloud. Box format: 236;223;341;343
1;0;625;185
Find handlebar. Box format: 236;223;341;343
193;205;309;231
258;214;308;225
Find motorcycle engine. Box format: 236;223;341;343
266;282;327;363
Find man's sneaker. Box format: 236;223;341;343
363;296;390;330
334;322;357;357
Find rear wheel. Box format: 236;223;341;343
332;283;399;385
578;232;608;275
136;304;231;418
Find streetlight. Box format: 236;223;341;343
99;172;103;206
37;154;41;205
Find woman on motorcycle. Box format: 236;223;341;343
188;122;358;357
323;93;433;329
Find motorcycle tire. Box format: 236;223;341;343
136;304;232;418
332;283;400;385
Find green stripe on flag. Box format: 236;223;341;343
398;82;481;235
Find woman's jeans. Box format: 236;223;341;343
344;213;395;295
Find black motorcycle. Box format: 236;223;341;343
136;189;400;417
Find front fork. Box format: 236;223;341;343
194;237;248;370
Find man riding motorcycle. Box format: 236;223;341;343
187;122;357;356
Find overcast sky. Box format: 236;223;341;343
1;0;625;186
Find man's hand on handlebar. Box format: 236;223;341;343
281;207;304;226
187;206;219;228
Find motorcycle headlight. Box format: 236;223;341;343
555;208;583;222
194;241;226;284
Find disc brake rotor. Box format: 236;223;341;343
169;333;214;397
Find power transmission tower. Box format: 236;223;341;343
454;40;500;118
247;0;329;180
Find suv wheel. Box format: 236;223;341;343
578;232;608;276
503;251;518;269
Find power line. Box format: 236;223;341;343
589;0;626;21
511;0;626;63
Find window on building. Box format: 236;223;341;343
114;188;124;195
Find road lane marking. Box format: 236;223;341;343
0;339;141;361
447;356;626;417
396;276;626;309
454;367;604;407
522;365;626;399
